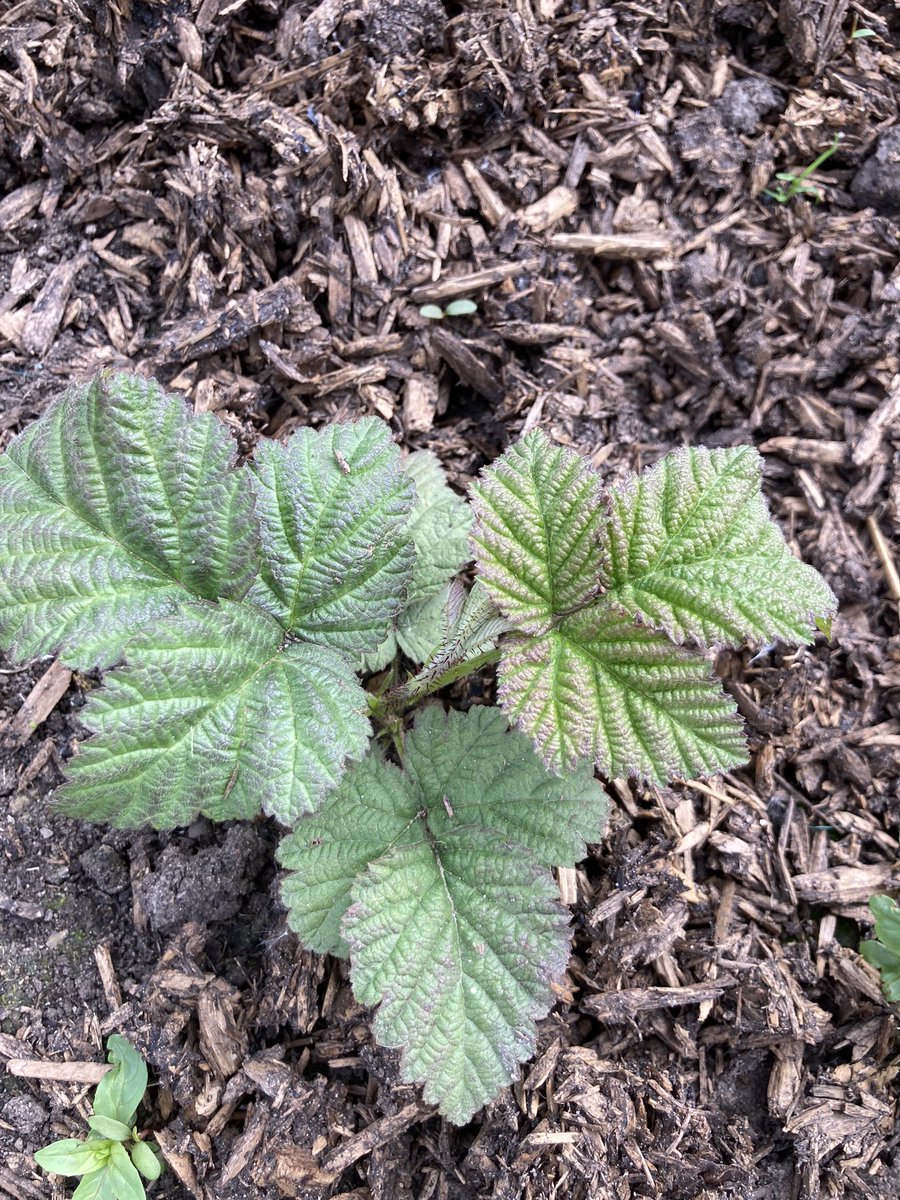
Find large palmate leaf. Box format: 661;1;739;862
280;705;605;956
61;601;370;828
347;832;570;1125
280;706;606;1120
603;446;837;646
0;373;258;668
364;451;472;670
470;429;603;633
499;608;746;781
248;419;415;655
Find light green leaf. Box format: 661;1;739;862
279;749;421;956
93;1036;147;1127
603;446;837;647
60;601;370;828
129;1141;162;1182
361;452;472;671
107;1142;146;1200
87;1116;132;1143
499;607;746;780
445;298;478;317
248;419;415;654
346;830;571;1125
35;1138;111;1176
470;429;603;633
403;706;607;863
861;895;900;1001
0;372;258;668
72;1167;117;1200
402;452;472;606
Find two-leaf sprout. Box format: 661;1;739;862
418;298;478;320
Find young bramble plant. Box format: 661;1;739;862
860;895;900;1001
34;1035;162;1199
0;372;836;1123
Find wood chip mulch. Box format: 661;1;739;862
0;1;898;1198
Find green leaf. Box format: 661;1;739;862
419;304;445;320
362;452;472;671
93;1036;147;1127
280;704;606;959
346;830;571;1125
60;601;370;828
0;372;258;668
861;895;900;1001
87;1116;132;1142
73;1167;118;1200
402;452;473;606
471;430;604;634
499;607;746;780
107;1142;146;1200
279;748;421;956
603;446;837;647
445;299;478;317
129;1141;162;1182
35;1138;111;1176
403;706;607;863
248;419;415;654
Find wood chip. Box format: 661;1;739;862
0;659;71;750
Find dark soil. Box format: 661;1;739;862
1;2;899;1199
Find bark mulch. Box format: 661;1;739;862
0;2;898;1198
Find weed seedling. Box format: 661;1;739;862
0;372;836;1123
860;895;900;1000
764;134;842;203
34;1036;162;1198
418;298;478;320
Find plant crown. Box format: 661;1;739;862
0;373;836;1123
34;1035;162;1200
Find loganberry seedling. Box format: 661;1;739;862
0;372;836;1122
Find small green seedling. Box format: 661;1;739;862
0;373;836;1124
860;895;900;1001
764;134;842;203
419;298;478;320
35;1035;161;1199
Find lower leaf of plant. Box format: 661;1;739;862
346;831;571;1125
280;706;607;1122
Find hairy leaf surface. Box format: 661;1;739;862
346;832;570;1125
604;446;837;646
280;705;605;955
61;601;370;828
499;607;746;780
470;430;603;632
249;420;415;654
0;373;258;667
280;707;606;1119
403;706;607;862
278;750;420;956
364;452;472;670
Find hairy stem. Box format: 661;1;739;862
369;647;502;719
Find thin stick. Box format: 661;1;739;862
866;515;900;618
5;1059;111;1084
